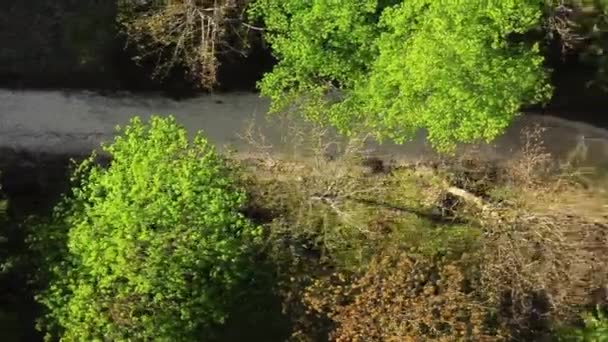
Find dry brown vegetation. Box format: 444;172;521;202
304;255;509;342
235;120;608;341
118;0;252;88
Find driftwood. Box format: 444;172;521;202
311;188;478;224
446;186;488;210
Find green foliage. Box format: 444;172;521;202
559;307;608;341
251;0;552;150
34;116;259;341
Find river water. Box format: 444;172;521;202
1;89;607;167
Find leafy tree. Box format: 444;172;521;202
251;0;553;150
35;116;259;341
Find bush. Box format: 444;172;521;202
546;0;608;90
239;123;493;340
302;253;508;341
34;116;259;341
558;307;608;341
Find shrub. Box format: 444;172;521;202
546;0;608;90
0;178;24;341
239;123;490;340
558;307;608;341
302;253;508;341
239;120;608;340
35;116;259;341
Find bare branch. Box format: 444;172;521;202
118;0;252;88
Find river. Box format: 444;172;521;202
1;89;607;166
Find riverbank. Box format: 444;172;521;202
1;111;607;341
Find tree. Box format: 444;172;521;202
251;0;553;150
35;116;259;341
545;0;608;90
118;0;254;88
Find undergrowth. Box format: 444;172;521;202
238;120;608;341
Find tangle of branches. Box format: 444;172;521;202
118;0;255;89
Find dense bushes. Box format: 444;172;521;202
238;121;608;341
6;116;604;341
117;0;253;89
34;117;259;341
304;255;508;341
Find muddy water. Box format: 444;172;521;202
1;89;608;165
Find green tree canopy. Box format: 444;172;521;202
35;116;259;341
251;0;553;150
